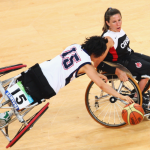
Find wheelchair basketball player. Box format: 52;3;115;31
0;36;133;126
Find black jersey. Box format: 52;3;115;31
103;29;133;62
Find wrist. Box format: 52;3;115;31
115;68;122;76
118;94;123;100
115;68;119;75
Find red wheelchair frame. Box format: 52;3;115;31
0;64;49;148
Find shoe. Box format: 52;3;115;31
132;93;149;103
143;103;149;110
0;110;13;127
142;93;150;104
142;93;150;111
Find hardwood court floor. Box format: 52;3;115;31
0;0;150;149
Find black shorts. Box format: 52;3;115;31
18;64;56;104
125;52;150;81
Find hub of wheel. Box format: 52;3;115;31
109;97;117;103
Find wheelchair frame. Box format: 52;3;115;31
0;64;49;148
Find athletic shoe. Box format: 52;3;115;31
142;92;150;111
142;93;149;104
0;110;13;127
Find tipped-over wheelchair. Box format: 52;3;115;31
0;64;49;148
85;61;150;128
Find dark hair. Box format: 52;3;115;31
102;7;122;32
81;36;108;58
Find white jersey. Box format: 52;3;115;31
103;29;127;49
39;44;91;94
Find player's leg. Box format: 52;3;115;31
138;78;149;92
133;52;150;93
134;52;150;63
132;52;150;91
125;53;150;89
125;53;150;109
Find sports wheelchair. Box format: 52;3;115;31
0;64;49;148
85;61;150;128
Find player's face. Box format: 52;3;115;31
106;13;122;32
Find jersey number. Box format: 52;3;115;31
11;88;27;105
61;47;81;69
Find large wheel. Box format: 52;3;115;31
85;74;142;128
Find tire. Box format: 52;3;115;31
6;102;49;148
85;74;142;128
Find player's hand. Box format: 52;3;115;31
115;68;128;82
121;95;134;104
98;74;108;83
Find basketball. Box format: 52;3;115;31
122;103;145;125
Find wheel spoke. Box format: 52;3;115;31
102;103;111;121
116;101;125;111
108;103;112;123
114;104;115;124
114;103;122;123
97;102;110;117
92;101;108;113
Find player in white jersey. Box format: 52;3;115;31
97;7;150;109
0;36;133;126
39;44;91;94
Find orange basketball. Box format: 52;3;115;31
122;103;145;125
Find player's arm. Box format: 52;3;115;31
98;36;128;82
115;68;128;82
78;64;134;103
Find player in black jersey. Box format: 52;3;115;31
97;7;150;107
